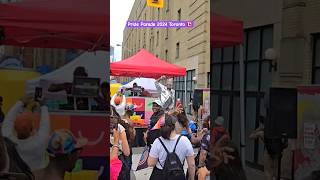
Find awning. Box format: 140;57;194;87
0;0;108;50
212;13;243;48
110;49;186;79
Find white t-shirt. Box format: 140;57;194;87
2;101;50;171
149;134;194;169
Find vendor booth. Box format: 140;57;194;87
110;49;186;147
0;0;109;178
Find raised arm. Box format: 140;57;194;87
33;104;50;144
110;94;117;107
119;95;126;108
2;100;25;138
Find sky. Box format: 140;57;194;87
110;0;135;61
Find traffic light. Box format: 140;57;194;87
147;0;164;8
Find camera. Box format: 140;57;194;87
110;107;119;134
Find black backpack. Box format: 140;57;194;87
158;135;186;180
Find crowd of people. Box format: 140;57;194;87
110;75;248;180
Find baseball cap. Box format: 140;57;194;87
47;129;87;157
153;99;163;107
215;116;224;126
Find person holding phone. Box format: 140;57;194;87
1;96;50;171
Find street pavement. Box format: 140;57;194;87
131;147;266;180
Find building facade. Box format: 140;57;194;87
212;0;320;175
123;0;210;113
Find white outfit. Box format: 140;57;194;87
155;82;175;110
2;101;50;171
149;135;194;170
110;94;126;116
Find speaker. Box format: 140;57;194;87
265;88;297;139
193;89;203;108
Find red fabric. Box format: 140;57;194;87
0;0;108;50
110;49;186;78
110;158;122;180
70;116;107;157
211;13;243;48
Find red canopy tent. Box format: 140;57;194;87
110;49;186;79
211;13;243;48
0;0;108;50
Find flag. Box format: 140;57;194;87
151;115;165;130
136;146;150;171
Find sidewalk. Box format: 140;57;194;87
131;147;266;180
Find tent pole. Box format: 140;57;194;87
239;44;246;167
184;75;187;110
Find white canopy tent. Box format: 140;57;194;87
121;78;158;91
25;51;108;97
120;77;163;96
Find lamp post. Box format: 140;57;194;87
265;48;278;71
116;44;133;59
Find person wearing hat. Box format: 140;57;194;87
110;92;126;117
144;100;165;149
1;96;50;171
147;114;196;180
211;116;230;145
33;129;87;180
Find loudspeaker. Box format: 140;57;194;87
265;88;297;139
193;89;203;108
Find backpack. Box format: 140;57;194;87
158;135;186;180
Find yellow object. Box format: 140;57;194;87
110;83;122;97
64;170;98;180
147;0;164;8
130;115;141;121
0;69;40;114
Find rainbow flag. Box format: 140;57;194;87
151;115;165;130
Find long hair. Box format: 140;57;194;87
176;112;189;129
203;115;210;129
160;115;176;140
111;105;135;144
209;142;247;180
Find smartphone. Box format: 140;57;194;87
34;87;42;102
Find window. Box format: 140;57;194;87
177;9;181;21
176;42;180;59
151;36;154;52
173;69;195;114
144;13;146;20
166;28;169;39
211;25;273;168
166;0;169;12
165;49;168;61
156;31;159;46
207;72;210;88
158;8;160;20
313;34;320;84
